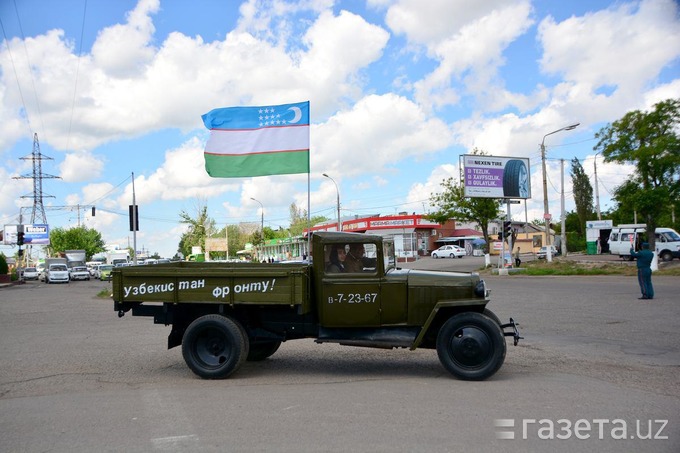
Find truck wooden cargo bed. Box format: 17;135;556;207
112;261;311;311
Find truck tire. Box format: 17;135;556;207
182;314;249;379
660;250;673;262
482;308;502;326
436;312;506;381
247;341;282;361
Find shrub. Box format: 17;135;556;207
0;253;8;275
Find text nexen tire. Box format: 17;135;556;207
436;312;506;380
182;314;249;379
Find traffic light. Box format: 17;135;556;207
91;206;96;217
17;231;25;246
503;221;512;238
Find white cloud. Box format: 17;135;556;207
538;0;680;94
313;93;452;178
387;0;534;110
0;3;390;153
91;0;160;77
116;137;237;207
406;163;459;212
59;152;104;182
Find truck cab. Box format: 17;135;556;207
311;232;502;352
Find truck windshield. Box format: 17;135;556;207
659;230;680;242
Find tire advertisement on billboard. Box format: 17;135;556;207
462;154;531;199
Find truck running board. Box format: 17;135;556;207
316;327;419;349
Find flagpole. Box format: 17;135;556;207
306;103;311;261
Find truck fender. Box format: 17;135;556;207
410;299;489;350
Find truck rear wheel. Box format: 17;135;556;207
247;341;282;361
182;314;249;379
436;312;506;381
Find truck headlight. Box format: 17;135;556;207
474;279;488;298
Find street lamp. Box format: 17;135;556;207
541;123;579;260
594;152;602;221
250;197;264;234
323;173;341;231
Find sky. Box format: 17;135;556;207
1;0;679;259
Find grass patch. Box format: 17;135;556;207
483;258;680;276
520;260;638;276
97;287;112;298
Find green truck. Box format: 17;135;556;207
113;232;521;380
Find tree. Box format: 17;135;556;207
47;226;106;259
178;204;214;258
289;203;327;236
570;158;594;236
214;224;246;259
594;98;680;250
428;178;501;251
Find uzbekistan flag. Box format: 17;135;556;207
202;101;310;178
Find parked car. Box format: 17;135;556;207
69;266;91;281
22;267;40;280
98;264;114;281
431;244;466;259
537;245;559;259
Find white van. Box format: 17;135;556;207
608;224;680;261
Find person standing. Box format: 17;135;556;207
514;247;521;267
630;242;654;299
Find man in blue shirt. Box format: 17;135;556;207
630;242;654;299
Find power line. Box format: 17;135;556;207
65;0;88;152
0;15;31;136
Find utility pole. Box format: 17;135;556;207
540;123;579;262
560;159;567;256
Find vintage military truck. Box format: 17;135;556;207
112;232;521;380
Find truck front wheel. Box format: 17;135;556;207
182;314;249;379
436;312;506;381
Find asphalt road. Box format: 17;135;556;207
1;264;678;453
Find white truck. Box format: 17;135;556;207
107;251;130;267
608;224;680;261
65;250;87;269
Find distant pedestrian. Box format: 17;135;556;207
514;247;521;267
630;242;654;300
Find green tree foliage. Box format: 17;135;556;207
428;150;502;250
0;253;8;274
570;158;594;236
47;226;106;259
594;98;680;249
289;203;327;237
214;224;246;259
178;204;214;258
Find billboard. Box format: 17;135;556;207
462;155;531;199
2;224;50;245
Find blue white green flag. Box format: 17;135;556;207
202;101;310;178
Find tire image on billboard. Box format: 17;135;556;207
503;159;528;198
